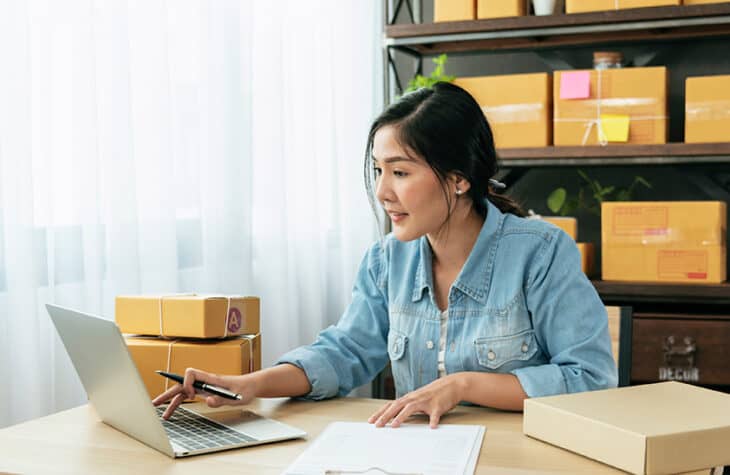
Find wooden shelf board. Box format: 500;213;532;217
385;4;730;54
496;143;730;167
592;280;730;304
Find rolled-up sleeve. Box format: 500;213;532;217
512;230;618;398
276;241;390;399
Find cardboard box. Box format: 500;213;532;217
542;216;578;240
477;0;525;19
126;334;261;398
434;0;475;22
116;295;260;338
566;0;680;13
554;67;668;145
602;201;727;283
524;382;730;475
454;73;551;148
684;0;730;4
685;75;730;144
577;242;595;276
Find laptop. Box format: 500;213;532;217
46;303;306;458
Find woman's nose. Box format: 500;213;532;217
375;174;391;204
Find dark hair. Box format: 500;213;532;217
363;82;525;227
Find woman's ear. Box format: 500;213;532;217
449;173;472;195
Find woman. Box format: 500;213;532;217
153;82;617;428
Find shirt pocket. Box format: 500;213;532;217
474;329;538;370
387;329;411;397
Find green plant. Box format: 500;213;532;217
403;54;455;94
547;170;652;216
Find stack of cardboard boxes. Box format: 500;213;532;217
602;202;727;283
116;295;261;398
435;0;526;21
435;0;730;21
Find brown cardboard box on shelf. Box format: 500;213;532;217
542;216;578;240
477;0;525;19
684;0;730;4
434;0;475;22
116;295;260;339
454;73;551;148
577;242;595;276
125;334;261;398
601;201;727;283
566;0;680;13
554;67;668;146
685;75;730;143
524;382;730;475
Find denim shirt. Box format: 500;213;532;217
277;199;617;400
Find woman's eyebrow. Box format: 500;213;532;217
371;155;415;164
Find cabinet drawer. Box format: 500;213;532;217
632;316;730;385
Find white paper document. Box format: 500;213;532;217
283;421;486;475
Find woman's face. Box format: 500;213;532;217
372;125;455;242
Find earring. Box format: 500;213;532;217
455;189;463;195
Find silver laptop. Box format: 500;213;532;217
46;303;306;458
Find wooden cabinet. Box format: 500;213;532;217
632;313;730;387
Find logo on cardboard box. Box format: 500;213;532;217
228;307;242;333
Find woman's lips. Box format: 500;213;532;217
388;212;408;223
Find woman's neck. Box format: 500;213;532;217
427;205;485;273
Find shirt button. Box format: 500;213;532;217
487;350;496;361
521;343;529;353
426;340;434;350
450;342;456;352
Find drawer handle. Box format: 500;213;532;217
662;336;697;367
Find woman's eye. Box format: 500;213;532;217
394;170;408;177
373;167;382;177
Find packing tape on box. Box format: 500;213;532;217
554;68;667;145
686;100;730;121
164;339;178;391
481;103;543;124
156;294;235;339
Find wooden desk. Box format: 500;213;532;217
0;397;714;474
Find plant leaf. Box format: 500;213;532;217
547;188;567;213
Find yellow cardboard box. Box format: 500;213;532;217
434;0;475;22
542;216;578;240
685;75;730;144
125;334;261;398
524;382;730;474
566;0;680;13
454;73;551;148
602;201;727;283
554;67;668;145
684;0;729;4
577;242;595;276
477;0;525;19
116;295;260;338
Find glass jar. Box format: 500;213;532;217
593;51;623;69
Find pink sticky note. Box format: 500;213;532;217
560;71;590;100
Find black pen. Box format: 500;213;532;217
156;370;242;401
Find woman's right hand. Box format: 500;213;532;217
152;367;258;420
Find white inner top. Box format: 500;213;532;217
438;309;448;378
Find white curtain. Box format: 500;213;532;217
0;0;382;428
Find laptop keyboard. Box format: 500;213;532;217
156;405;258;452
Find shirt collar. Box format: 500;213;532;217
411;199;506;304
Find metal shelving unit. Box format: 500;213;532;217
374;1;730;399
383;3;730;100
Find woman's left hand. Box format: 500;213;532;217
368;374;466;429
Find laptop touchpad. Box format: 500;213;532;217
206;409;301;439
